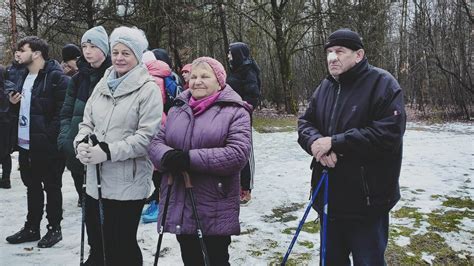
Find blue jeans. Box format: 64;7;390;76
320;213;389;265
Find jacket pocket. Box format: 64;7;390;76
122;159;135;182
360;166;371;206
215;177;228;198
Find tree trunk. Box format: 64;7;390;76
217;0;230;68
10;0;17;53
271;0;297;114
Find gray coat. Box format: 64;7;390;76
75;65;163;200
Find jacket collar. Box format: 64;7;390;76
327;57;369;85
97;65;155;97
38;59;63;75
77;55;111;76
177;85;253;113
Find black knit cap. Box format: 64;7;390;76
324;28;364;51
62;44;81;61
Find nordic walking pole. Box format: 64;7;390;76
90;134;107;266
183;171;211;266
154;174;174;266
321;170;329;265
80;135;89;266
281;170;328;266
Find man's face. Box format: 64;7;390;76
14;50;21;63
61;59;78;75
326;46;363;78
17;44;37;66
82;42;105;68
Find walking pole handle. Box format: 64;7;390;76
182;171;193;188
167;173;174;186
90;134;99;146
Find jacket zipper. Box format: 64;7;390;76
360;166;371;206
132;159;137;178
98;96;116;175
102;97;117;140
328;84;341;135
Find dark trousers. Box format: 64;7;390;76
70;169;84;198
177;234;231;266
240;162;251;190
1;153;11;179
18;148;63;229
148;170;162;202
321;213;389;265
85;194;145;266
240;116;253;191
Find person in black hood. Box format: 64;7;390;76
226;42;261;204
6;50;27;89
6;36;68;249
227;42;261;108
0;66;16;189
298;29;406;265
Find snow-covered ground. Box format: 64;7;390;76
0;122;472;265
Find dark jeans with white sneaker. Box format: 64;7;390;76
6;148;63;247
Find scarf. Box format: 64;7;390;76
106;65;139;94
188;91;221;116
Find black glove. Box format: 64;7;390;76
161;149;190;173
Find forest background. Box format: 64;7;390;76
0;0;472;120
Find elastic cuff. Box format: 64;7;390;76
331;133;345;153
98;142;111;161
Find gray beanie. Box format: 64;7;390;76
81;26;109;56
109;26;148;62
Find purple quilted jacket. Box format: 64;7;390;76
148;85;252;236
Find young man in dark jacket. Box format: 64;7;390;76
298;29;406;265
227;42;261;204
6;36;68;248
58;26;110;208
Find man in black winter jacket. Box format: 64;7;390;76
6;36;68;248
298;29;406;265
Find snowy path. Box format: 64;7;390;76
0;122;472;265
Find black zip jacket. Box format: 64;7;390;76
10;60;69;155
298;58;406;219
227;62;261;109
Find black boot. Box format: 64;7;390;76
37;224;62;248
0;178;11;189
6;224;40;244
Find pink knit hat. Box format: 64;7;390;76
192;57;227;88
181;63;192;73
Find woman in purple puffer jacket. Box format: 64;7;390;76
148;56;252;265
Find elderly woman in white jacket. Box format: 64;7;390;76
74;26;162;266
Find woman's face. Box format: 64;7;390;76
189;63;220;100
182;71;191;82
111;43;138;77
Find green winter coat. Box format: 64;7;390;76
58;56;111;174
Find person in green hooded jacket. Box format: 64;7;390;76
58;26;111;206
